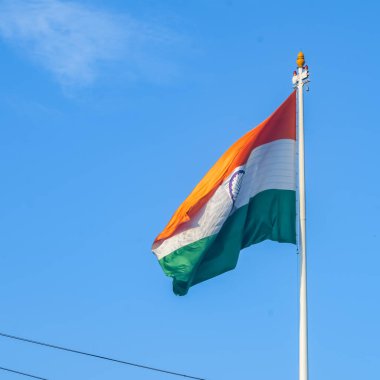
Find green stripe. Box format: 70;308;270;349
159;189;296;295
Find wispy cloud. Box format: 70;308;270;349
0;0;177;87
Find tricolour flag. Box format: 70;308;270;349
152;92;296;295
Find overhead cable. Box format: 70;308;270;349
0;332;205;380
0;366;48;380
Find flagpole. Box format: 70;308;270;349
292;52;310;380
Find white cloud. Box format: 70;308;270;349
0;0;172;87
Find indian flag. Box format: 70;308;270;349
152;92;297;295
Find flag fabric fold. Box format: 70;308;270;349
152;92;297;295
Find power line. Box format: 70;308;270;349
0;366;48;380
0;332;205;380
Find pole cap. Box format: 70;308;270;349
296;51;305;68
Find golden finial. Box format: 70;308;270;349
296;51;305;68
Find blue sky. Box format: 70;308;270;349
0;1;379;379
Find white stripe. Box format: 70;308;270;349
153;139;295;259
234;139;296;208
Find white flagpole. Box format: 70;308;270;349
292;52;310;380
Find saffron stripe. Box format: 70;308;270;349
154;91;296;243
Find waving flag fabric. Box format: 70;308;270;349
152;92;297;295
